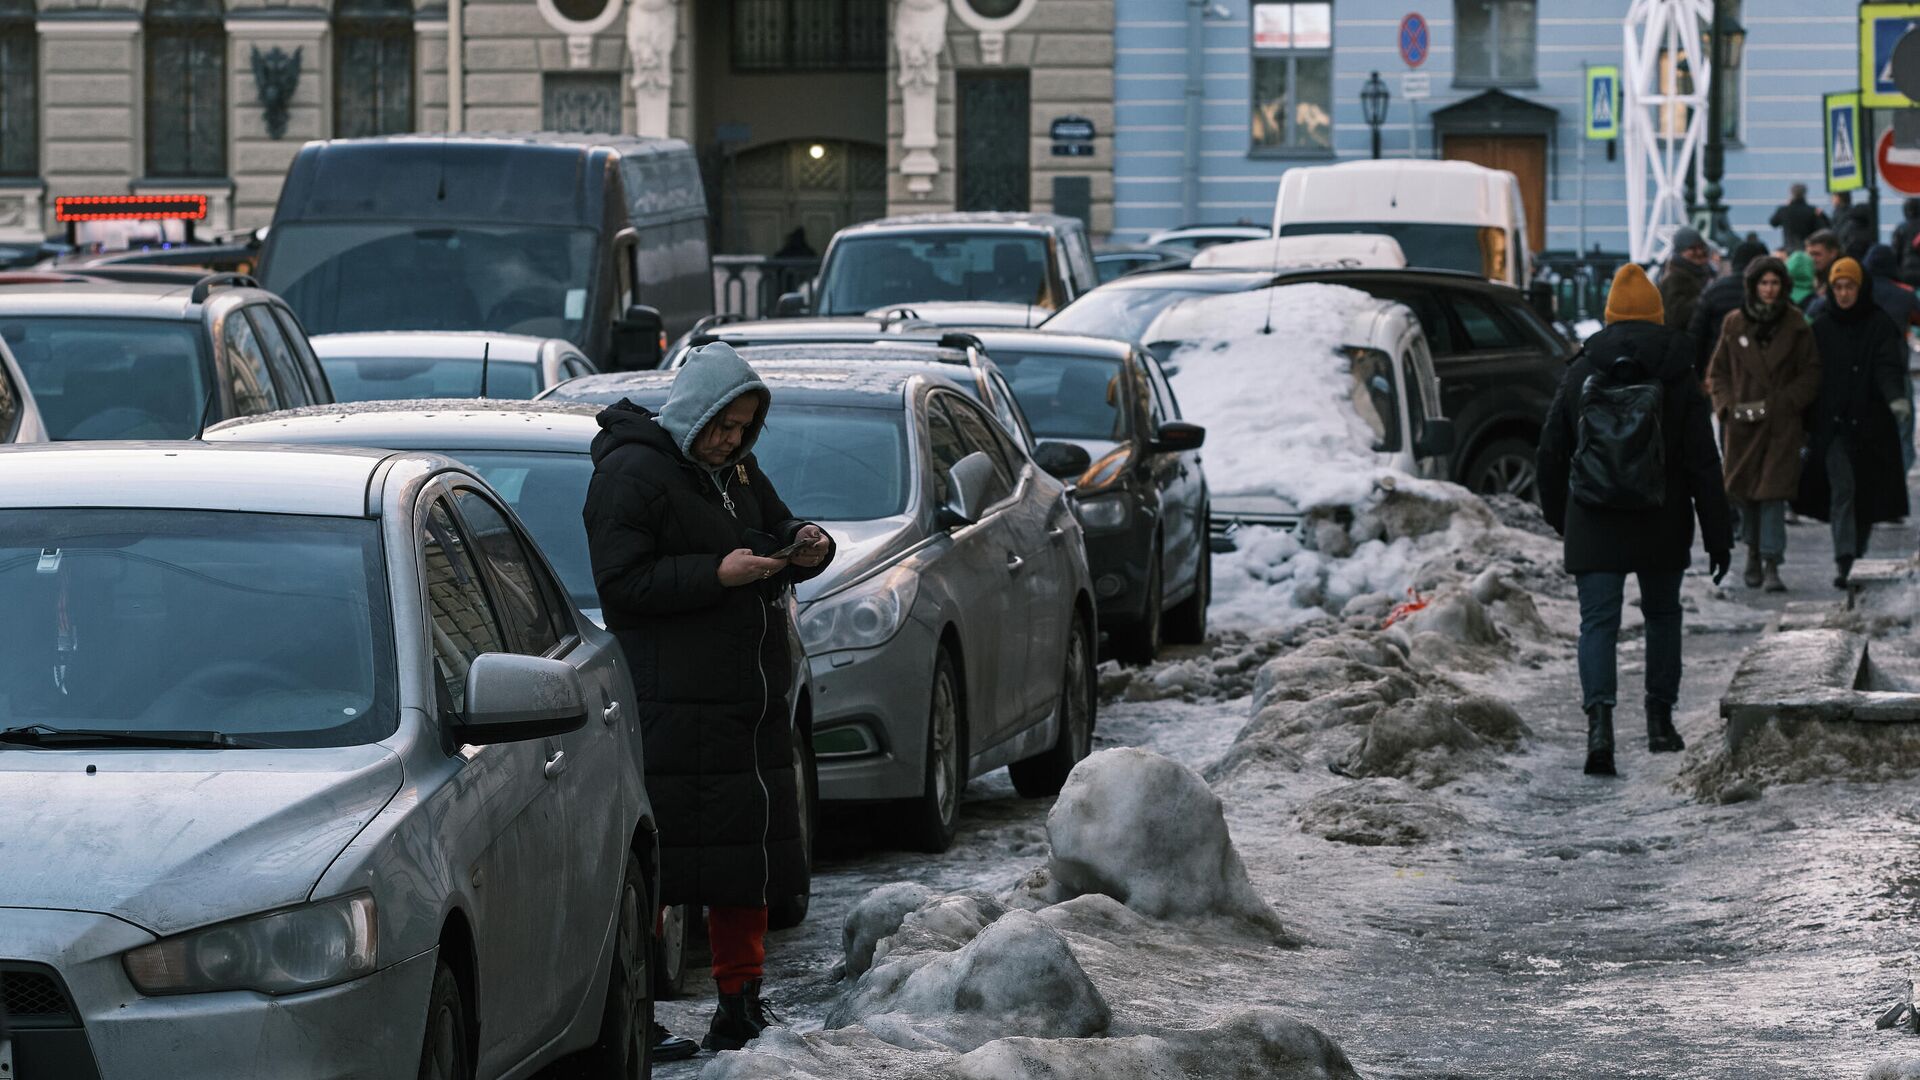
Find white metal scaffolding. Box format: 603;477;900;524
1623;0;1713;264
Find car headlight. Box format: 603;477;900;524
1074;492;1130;532
124;893;377;996
800;568;919;653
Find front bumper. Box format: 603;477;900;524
807;618;938;802
1083;528;1152;626
1;907;436;1080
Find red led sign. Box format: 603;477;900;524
54;194;209;222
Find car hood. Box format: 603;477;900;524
0;744;403;935
797;515;922;603
864;302;1044;328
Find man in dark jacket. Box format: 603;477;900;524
1808;244;1919;468
1538;264;1733;776
1688;234;1770;378
1833;191;1877;259
1795;257;1912;586
1771;183;1826;252
1893;198;1920;287
583;342;835;1055
1659;226;1712;335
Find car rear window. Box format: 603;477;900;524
319;356;542;401
0;317;214;440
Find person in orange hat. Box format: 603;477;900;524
1537;263;1733;776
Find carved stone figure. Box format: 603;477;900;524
894;0;947;194
250;45;303;141
627;0;677;138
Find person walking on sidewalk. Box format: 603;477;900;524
1786;250;1818;310
1706;255;1823;592
1689;234;1770;378
1794;257;1912;587
1538;264;1733;777
1660;226;1713;334
583;342;836;1058
1771;183;1826;252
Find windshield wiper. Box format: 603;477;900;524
0;724;267;750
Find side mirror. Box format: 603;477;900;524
1032;440;1092;481
1150;421;1206;454
937;450;998;528
458;653;589;744
1415;417;1456;459
611;304;665;371
774;290;809;317
1526;281;1557;322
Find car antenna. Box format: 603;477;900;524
192;378;219;439
1260;229;1284;335
479;341;491;398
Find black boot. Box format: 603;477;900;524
1646;697;1685;753
1835;556;1855;590
652;1022;700;1061
704;979;777;1053
1585;705;1617;776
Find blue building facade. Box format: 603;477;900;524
1114;2;1879;257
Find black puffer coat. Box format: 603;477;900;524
1794;294;1911;532
584;389;832;909
1537;320;1734;574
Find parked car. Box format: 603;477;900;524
1044;268;1274;342
257;134;711;371
312;331;597;402
1;334;46;443
204;398;817;965
1093;243;1193;282
0;274;333;440
548;362;1098;852
1273;159;1532;286
1144;223;1270;250
0;441;659;1079
1141;286;1452;548
1188;233;1406;271
781;212;1100;326
661;313;941;368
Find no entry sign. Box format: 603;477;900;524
1879;128;1920;195
1399;13;1429;68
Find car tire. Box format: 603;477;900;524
768;718;818;931
416;960;470;1080
903;648;965;854
653;904;688;1000
1111;550;1163;665
1163;525;1210;645
1465;436;1540;503
1009;612;1095;798
584;851;653;1080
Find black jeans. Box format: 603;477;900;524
1576;570;1685;711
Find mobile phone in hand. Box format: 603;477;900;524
765;537;812;560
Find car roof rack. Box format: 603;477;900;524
937;331;986;355
689;312;748;336
875;307;921;328
190;272;260;303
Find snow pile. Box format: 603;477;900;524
1682;717;1920;803
1867;1059;1920;1080
1298;778;1466;847
1042;748;1289;937
949;1010;1361;1080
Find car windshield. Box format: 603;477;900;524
0;317;213;440
1044;285;1221;341
453;450;596;610
989;349;1127;443
0;509;395;747
320;356;541;402
1278;222;1492;277
263;223;597;341
818;233;1053;315
754;406;910;520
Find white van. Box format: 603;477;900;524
1189;233;1407;271
1271;159;1530;287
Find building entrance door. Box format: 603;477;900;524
725;139;887;257
1442;134;1547;254
957;71;1031;212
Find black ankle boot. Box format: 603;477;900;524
1646;697;1684;753
652;1021;699;1061
1585;705;1617;776
704;979;777;1053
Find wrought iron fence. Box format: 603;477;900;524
1534;247;1633;328
712;255;821;318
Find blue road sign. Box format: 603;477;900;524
1861;4;1920;107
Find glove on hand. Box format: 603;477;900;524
1708;550;1731;586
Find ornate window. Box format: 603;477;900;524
731;0;887;72
1454;0;1536;87
145;0;227;177
1250;2;1332;154
0;0;32;178
335;0;415;138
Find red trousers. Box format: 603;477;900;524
707;905;767;994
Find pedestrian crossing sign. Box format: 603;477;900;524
1825;91;1865;193
1585;66;1620;140
1860;3;1920;107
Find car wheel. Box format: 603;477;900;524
768;718;817;931
1111;550;1163;664
1009;613;1095;797
416;960;469;1080
653;904;688;1000
584;851;653;1080
1164;524;1210;645
1466;437;1539;503
903;648;964;853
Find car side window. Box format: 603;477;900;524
452;487;570;657
420;498;506;713
222;309;282;415
984;369;1035;448
272;306;332;397
1142;351;1182;421
1137;353;1169;429
0;353;17;438
942;395;1016;506
244;306;311;407
1452;293;1526;351
1400;342;1430;447
924;393;969;506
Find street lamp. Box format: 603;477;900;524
1361;71;1391;160
1699;3;1745;249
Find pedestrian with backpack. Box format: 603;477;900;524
1706;256;1823;592
1538;264;1733;777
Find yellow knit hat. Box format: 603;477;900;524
1604;263;1665;325
1829;257;1864;287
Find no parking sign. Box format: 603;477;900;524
1399;13;1429;68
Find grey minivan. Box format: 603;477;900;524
0;443;659;1079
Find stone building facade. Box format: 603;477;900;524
0;0;1115;254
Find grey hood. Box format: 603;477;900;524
655;342;770;467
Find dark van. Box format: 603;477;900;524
256;133;710;370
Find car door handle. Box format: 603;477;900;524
603;701;622;726
1048;526;1067;544
1006;552;1026;573
543;751;568;780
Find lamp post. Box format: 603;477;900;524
1361;71;1391;160
1699;2;1745;249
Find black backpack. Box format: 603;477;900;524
1570;354;1667;511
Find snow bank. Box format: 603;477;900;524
1045;748;1289;937
1682;715;1920;803
1298;778;1466;847
1867;1060;1920;1080
949;1009;1361;1080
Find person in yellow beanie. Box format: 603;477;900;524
1536;261;1733;776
